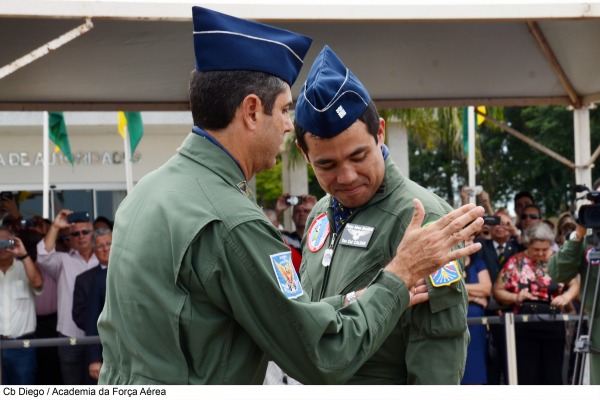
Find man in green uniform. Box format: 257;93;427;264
548;180;600;384
97;7;484;385
294;46;470;384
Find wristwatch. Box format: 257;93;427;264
569;231;583;242
16;253;30;261
346;291;358;305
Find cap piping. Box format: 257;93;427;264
194;30;304;64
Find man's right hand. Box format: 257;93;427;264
52;209;73;229
275;194;292;217
384;199;484;289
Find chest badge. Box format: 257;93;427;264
429;260;462;287
270;251;303;299
340;223;374;248
307;213;330;252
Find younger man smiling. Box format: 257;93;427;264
295;46;469;384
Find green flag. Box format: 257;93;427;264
118;111;144;156
48;112;73;165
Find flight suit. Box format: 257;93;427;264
97;131;411;385
548;237;600;384
301;157;469;384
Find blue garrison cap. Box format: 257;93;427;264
192;7;312;86
295;45;371;138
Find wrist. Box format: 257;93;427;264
345;291;358;305
16;253;29;261
569;231;583;242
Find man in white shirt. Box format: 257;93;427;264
36;210;97;384
0;226;43;384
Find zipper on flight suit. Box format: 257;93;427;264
318;210;361;302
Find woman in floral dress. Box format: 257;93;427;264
493;223;579;384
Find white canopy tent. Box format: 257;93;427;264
1;0;600;188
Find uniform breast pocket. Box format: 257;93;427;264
336;247;385;294
14;279;31;300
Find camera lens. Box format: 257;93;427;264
287;196;299;206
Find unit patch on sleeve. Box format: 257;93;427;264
270;251;303;299
429;260;462;287
340;223;374;248
307;213;330;252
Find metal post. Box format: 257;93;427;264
574;106;592;189
504;312;519;385
387;117;409;178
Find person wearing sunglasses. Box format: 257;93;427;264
36;209;98;385
520;204;542;232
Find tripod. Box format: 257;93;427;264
572;241;600;385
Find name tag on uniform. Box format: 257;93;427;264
340;223;374;248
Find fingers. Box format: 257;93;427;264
446;241;482;261
408;292;429;307
442;205;485;239
407;199;425;232
447;215;485;245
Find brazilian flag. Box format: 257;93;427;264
118;111;144;157
48;112;73;165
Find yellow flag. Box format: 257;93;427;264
117;111;127;139
476;106;486;125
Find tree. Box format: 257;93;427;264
478;106;600;216
407;105;600;216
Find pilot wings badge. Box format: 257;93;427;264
270;251;303;299
429;260;462;287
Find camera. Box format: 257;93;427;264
0;238;15;250
20;219;34;229
483;215;501;226
67;211;91;224
0;191;14;201
286;196;303;206
575;185;600;229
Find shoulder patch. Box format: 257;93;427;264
429;260;462;287
307;213;330;252
270;251;303;299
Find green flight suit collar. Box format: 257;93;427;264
177;131;254;199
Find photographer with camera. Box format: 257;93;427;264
0;226;43;384
36;209;97;385
275;193;317;272
548;179;600;384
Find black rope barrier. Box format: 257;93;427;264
0;314;586;350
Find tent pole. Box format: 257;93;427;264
574;106;593;189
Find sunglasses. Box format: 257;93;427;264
520;213;540;220
70;229;92;237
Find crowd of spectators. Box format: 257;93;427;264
0;184;594;385
463;187;585;385
0;193;112;385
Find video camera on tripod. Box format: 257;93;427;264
572;184;600;384
575;184;600;245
